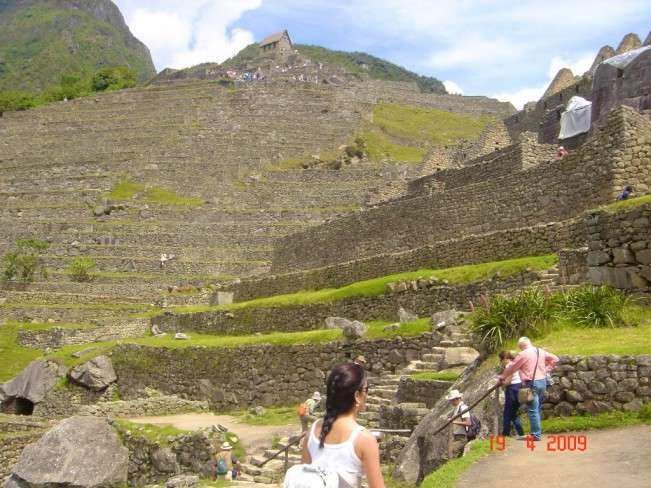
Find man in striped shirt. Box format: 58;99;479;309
498;337;559;441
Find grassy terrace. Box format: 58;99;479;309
0;318;432;380
169;254;558;315
107;178;204;207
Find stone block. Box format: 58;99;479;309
635;248;651;265
587;251;611;266
565;390;583;403
613;248;635;265
588;381;607;394
622;399;644;412
554;401;575;416
614;391;635;403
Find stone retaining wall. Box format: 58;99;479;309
0;431;46;480
114;423;214;486
158;272;539;336
544;355;651;417
17;321;149;350
395;377;454;409
585;204;651;291
112;334;447;410
229;221;582;302
272;106;650;273
79;396;209;418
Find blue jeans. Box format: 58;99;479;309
527;379;547;439
502;384;524;436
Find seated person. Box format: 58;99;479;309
213;441;239;480
617;185;633;201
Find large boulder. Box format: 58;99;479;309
393;357;499;484
398;307;418;324
4;416;128;488
441;347;480;368
342;321;368;341
1;360;63;405
68;356;117;391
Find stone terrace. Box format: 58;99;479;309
0;79;509;340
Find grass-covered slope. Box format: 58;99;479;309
0;0;155;92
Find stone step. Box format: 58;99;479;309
368;388;396;400
421;353;444;362
365;395;392;406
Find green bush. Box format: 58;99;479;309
639;402;651;421
66;257;97;282
2;238;49;283
556;285;631;327
469;288;554;352
0;90;38;112
469;285;633;352
91;66;137;92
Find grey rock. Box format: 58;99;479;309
636;249;651;265
342;321;368;341
93;206;108;217
576;400;612;415
398;307;418;324
587;251;611;266
553;401;575;416
612;248;635;265
69;356;117;391
325;317;354;330
622;399;644;412
431;310;464;330
9;416;127;488
166;475;199;488
249;406;266;417
174;333;189;340
71;347;97;359
441;347;479;368
383;323;400;333
1;360;63;404
565;390;583;403
152;448;177;473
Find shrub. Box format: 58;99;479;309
0;90;38;112
556;285;631;327
2;238;49;283
469;288;554;352
91;66;137;92
66;257;97;282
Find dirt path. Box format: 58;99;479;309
126;413;297;453
457;425;651;488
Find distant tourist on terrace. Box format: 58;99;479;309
617;185;634;200
291;363;385;487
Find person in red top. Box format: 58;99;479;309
497;337;558;440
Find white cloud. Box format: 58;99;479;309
493;52;596;109
548;54;594;78
443;80;463;95
122;0;263;71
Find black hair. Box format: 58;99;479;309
624;186;633;192
319;363;366;448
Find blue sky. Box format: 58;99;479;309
114;1;650;108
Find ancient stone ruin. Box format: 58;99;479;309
0;27;650;487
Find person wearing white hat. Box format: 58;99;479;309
445;389;471;459
299;391;323;433
213;440;240;481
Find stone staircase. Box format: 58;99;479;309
238;436;303;485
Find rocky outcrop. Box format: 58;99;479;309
393;359;499;484
542;68;576;99
68;356;117;391
589;45;616;75
645;31;651;46
615;33;642;55
1;360;63;406
4;416;128;488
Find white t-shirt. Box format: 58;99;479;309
510;370;522;385
452;402;470;436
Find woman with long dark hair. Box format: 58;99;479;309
300;362;385;488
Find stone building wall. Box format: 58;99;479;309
112;334;448;411
229;220;582;301
160;272;540;336
395;377;453;409
544;355;651;417
585;203;651;290
272;106;650;273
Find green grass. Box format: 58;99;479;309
170;254;557;316
360;129;426;164
233;406;298;426
113;419;190;445
410;369;462;382
107;179;203;207
373;104;491;146
420;439;491;488
0;321;44;382
597;194;651;213
542;407;651;433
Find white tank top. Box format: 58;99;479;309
307;420;364;488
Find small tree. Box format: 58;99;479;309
2;238;49;283
91;66;137;92
66;257;97;282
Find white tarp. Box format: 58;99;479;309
602;45;651;69
559;96;592;139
